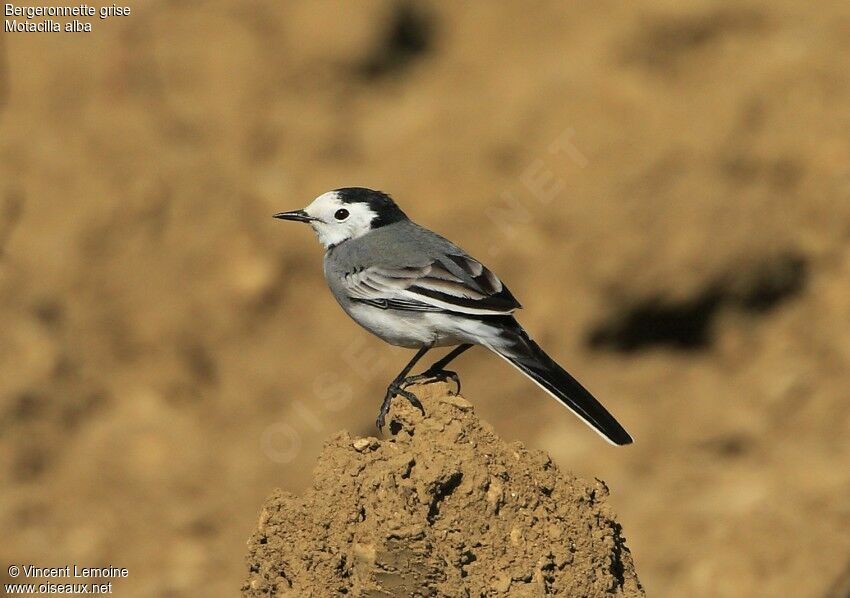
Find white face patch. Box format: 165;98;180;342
302;191;378;248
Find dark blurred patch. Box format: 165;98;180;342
699;432;753;459
358;1;434;80
186;515;218;538
13;448;48;482
2;345;108;483
0;188;25;258
731;252;807;312
489;144;522;172
165;339;219;405
61;390;107;429
32;298;65;327
588;290;720;352
11;392;47;423
720;153;803;191
181;339;218;385
588;252;808;352
625;8;764;72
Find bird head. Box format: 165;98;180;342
274;187;408;249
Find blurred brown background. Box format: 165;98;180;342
2;1;850;596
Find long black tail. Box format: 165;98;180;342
485;320;633;445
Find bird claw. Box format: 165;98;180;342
401;369;461;394
375;382;426;431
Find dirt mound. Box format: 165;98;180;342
243;382;643;597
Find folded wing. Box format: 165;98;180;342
343;253;521;316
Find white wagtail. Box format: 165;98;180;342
275;187;632;445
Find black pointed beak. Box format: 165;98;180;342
273;209;315;223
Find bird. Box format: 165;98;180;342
274;187;632;445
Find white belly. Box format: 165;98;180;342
346;304;497;349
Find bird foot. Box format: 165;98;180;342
375;382;425;431
402;369;461;394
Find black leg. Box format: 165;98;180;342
401;343;473;393
429;343;473;371
376;345;432;431
394;345;432;382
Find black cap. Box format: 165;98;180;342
334;187;408;228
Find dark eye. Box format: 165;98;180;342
334;208;350;221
